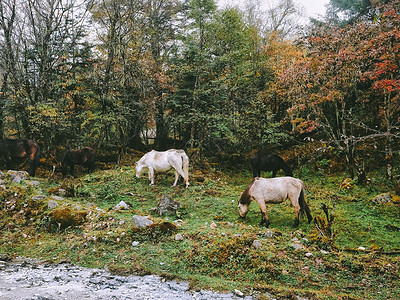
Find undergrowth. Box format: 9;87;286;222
0;159;399;299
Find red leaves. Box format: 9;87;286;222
373;79;400;93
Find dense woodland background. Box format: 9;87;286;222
0;0;399;181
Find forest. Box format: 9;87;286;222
0;0;398;180
0;1;400;299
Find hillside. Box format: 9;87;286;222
0;155;399;299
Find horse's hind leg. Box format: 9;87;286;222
294;205;300;227
148;168;155;185
172;171;179;187
172;165;188;188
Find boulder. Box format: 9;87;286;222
51;207;87;229
113;201;131;210
151;195;181;216
48;200;59;209
6;170;29;183
132;215;153;228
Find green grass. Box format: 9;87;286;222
0;161;399;299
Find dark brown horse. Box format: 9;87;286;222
62;147;96;177
0;139;40;176
251;154;292;178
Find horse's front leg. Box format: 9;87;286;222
148;168;155;185
28;159;35;177
258;201;270;227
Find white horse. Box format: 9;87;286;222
135;149;189;188
238;177;312;227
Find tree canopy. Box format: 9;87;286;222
0;0;398;179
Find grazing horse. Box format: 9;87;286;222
0;139;40;176
238;177;312;227
251;154;292;177
136;149;189;188
62;147;96;177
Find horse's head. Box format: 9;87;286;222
238;201;250;218
135;162;143;178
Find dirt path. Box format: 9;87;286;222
0;257;255;300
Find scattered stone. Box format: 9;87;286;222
372;193;393;204
264;230;274;238
132;215;153;228
151;195;181;216
31;195;47;202
305;252;313;257
210;221;218;229
252;240;262;249
56;188;67;196
173;219;185;227
51;195;65;202
0;170;3;178
132;241;140;247
26;180;40;187
225;222;235;228
174;234;184;241
233;289;244;297
113;201;131;210
48;200;59;209
320;250;329;254
292;243;303;250
7;170;29;183
358;246;366;251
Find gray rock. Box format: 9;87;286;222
6;170;29;183
372;193;393;204
132;215;153;228
32;195;47;202
48;200;59;209
175;234;184;241
252;240;262;249
151;195;181;216
51;195;65;201
292;243;303;250
113;201;131;210
0;170;3;178
26;180;40;187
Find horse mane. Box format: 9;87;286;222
239;178;257;205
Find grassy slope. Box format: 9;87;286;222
0;159;399;299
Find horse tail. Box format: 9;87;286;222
239;178;256;204
179;150;189;184
299;187;313;223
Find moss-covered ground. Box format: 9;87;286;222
0;155;399;299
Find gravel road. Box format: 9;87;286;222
0;257;256;300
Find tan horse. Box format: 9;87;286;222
238;177;312;227
135;149;189;188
